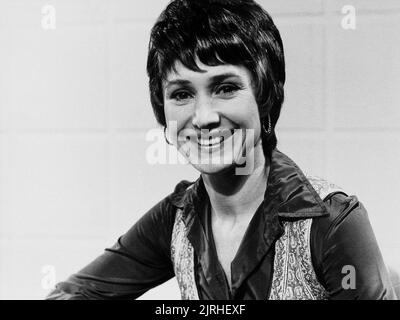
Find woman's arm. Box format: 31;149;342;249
312;193;396;300
46;197;177;300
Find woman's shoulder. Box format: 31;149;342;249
139;179;197;227
308;176;374;268
305;174;373;262
314;189;367;235
120;179;197;259
304;173;365;225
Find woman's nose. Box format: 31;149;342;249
191;96;220;129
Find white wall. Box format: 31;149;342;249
0;0;399;299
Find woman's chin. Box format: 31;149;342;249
191;162;236;175
178;139;248;175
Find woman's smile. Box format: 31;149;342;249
196;129;234;148
198;136;224;148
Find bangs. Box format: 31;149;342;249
157;38;256;82
154;5;257;79
171;36;255;77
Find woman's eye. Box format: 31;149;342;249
215;84;239;96
171;91;192;102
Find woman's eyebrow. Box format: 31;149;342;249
208;73;242;85
164;79;191;91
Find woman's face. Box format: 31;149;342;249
163;58;263;175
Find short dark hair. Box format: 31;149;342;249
146;0;285;159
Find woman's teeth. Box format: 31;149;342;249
198;136;224;147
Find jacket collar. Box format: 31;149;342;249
168;149;330;220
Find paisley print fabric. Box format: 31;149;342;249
171;208;199;300
268;218;328;300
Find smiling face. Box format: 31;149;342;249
163;59;264;175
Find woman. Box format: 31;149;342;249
47;0;396;300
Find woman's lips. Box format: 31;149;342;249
196;129;235;148
198;135;225;147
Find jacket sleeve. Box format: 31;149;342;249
311;193;397;300
46;196;177;300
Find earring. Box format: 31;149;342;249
262;114;272;135
164;126;173;145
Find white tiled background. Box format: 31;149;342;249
0;0;399;299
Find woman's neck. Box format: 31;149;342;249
202;143;270;221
